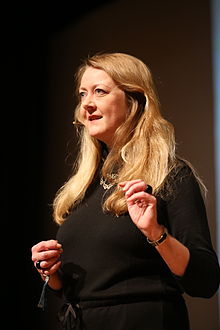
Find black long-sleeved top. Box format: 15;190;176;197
56;163;220;306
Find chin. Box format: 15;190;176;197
88;130;104;139
89;132;109;144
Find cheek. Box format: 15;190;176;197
79;106;86;121
108;110;127;131
116;100;128;123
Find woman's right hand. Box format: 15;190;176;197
31;239;63;290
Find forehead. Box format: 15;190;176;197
80;67;116;89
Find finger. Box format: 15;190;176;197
35;256;61;270
123;181;147;198
43;260;62;276
33;248;63;263
127;191;156;205
119;179;142;187
31;240;62;263
119;179;142;190
32;240;62;254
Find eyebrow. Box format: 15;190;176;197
79;83;112;91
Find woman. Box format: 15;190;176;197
31;52;220;330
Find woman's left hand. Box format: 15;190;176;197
119;179;163;240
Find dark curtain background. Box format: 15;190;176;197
9;1;219;329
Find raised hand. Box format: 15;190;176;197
119;180;163;240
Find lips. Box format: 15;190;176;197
88;115;103;121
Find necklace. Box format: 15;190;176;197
100;173;118;190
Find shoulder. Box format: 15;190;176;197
158;158;206;202
170;159;195;183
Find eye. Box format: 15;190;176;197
79;91;87;98
95;88;106;96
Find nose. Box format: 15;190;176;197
82;94;96;112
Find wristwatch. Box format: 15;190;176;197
146;226;168;247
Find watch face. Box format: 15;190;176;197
146;227;168;247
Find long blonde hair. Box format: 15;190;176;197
53;52;191;224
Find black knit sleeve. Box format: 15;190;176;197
165;164;220;298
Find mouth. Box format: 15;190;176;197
88;115;103;121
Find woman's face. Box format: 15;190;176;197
79;67;128;148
